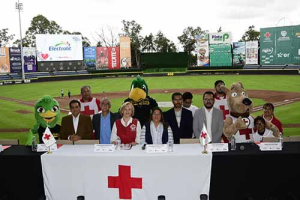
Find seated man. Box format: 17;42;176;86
92;97;119;144
193;91;224;143
60;100;93;141
262;103;283;134
253;116;279;143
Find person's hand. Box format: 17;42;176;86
111;141;116;145
69;134;81;142
130;142;137;146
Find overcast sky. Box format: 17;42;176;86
1;0;300;48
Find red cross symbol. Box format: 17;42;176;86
108;165;142;199
264;32;271;38
240;128;253;140
82;105;95;116
219;105;230;120
44;134;51;140
201;132;207;138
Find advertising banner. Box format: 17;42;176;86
119;36;131;68
233;42;246;67
23;47;37;72
209;32;232;44
9;47;22;73
209;44;232;66
0;47;10;73
275;26;293;64
84;47;97;70
246;41;258;65
36;34;83;62
107;47;120;70
196;33;209;66
260;28;276;65
292;25;300;64
96;47;109;70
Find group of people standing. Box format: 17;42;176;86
56;81;283;145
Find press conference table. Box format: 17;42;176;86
1;143;300;200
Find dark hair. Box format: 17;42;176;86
214;80;225;87
69;100;81;108
150;107;168;129
203;91;214;99
182;92;193;101
254;116;266;126
263;103;274;111
172;92;182;100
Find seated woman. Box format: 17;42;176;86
141;107;173;144
261;103;283;134
110;102;141;145
253;116;279;143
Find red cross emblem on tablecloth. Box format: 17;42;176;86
44;134;51;140
219;105;230;120
108;165;142;199
82;105;94;116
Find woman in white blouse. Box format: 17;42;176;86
253;116;279;143
141;107;173;144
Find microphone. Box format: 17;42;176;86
200;194;208;200
142;143;146;150
158;195;166;200
77;196;85;200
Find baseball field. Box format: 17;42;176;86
0;74;300;144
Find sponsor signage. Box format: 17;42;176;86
23;47;37;72
84;47;96;70
209;32;232;44
196;33;209;66
232;42;246;67
96;47;109;69
9;47;22;73
120;36;131;68
209;44;232;66
36;34;83;62
0;47;10;73
245;41;258;65
108;47;120;70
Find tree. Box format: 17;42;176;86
95;26;119;47
0;28;15;47
22;14;63;47
240;25;260;41
154;31;176;53
121;20;143;67
141;33;156;52
178;26;203;55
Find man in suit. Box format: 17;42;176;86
92;97;119;144
60;100;93;141
164;92;193;144
193;91;224;143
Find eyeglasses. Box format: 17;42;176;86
204;99;213;102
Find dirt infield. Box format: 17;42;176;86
1;88;300;132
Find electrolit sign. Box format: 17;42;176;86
36;34;83;61
209;32;232;44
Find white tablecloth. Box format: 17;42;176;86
41;144;212;200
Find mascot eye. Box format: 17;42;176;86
51;106;59;112
37;107;45;113
142;85;147;91
231;93;238;97
241;91;246;96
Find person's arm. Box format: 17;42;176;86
59;117;67;139
193;110;201;138
96;98;101;112
135;121;141;144
217;110;224;142
110;122;118;144
187;111;193;138
85;116;93;139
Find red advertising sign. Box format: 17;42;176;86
108;47;120;70
96;47;109;69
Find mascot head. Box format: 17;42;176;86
129;75;149;102
34;95;60;128
221;82;253;118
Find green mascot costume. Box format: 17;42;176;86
123;75;158;127
26;95;61;145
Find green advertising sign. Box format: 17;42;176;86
292;26;300;64
260;28;276;65
209;44;232;66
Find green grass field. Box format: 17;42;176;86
1;74;300;144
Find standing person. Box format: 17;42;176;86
213;80;230;120
182;92;198;117
164;92;193;144
92;97;119;144
110;102;141;145
68;90;71;99
141;107;173;144
193;91;224;143
253;116;279;143
61;89;64;99
60;100;93;141
79;86;101;118
261;103;283;134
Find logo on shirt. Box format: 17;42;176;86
242;117;250;127
130;124;136;132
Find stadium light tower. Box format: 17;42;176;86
15;0;25;81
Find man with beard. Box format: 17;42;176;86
164;92;193;144
193;91;224;143
214;80;230;120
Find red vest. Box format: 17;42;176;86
116;118;138;144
